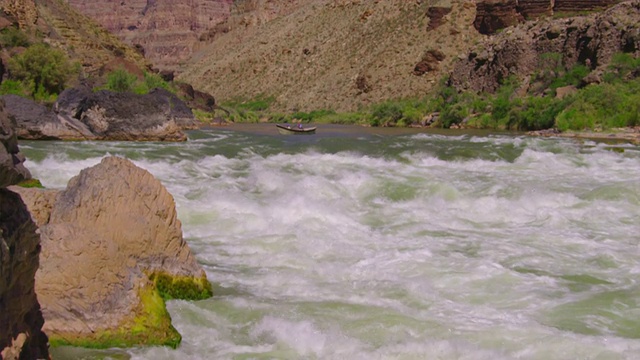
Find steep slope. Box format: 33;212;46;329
178;0;480;113
0;0;151;80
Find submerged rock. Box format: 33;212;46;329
13;156;212;349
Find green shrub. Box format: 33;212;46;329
105;68;138;92
143;72;171;91
8;43;76;98
0;80;28;96
370;101;403;126
604;53;640;83
0;27;30;48
291;109;336;123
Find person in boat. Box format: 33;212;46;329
298;123;303;129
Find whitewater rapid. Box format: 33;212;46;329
21;126;640;359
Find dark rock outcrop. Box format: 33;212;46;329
426;6;452;31
413;49;446;76
12;156;212;348
451;0;640;93
0;98;50;360
517;0;554;19
3;94;93;140
0;99;31;187
71;88;198;139
475;0;624;34
4;88;198;141
474;0;525;35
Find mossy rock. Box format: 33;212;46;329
16;178;44;188
149;272;213;301
48;284;181;349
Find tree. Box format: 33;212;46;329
8;43;76;99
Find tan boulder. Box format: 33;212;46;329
14;156;212;348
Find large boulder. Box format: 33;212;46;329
68;88;197;141
3;88;198;141
0;98;49;360
2;94;94;140
12;156;212;348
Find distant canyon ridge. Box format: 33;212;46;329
58;0;631;112
65;0;622;70
0;0;630;111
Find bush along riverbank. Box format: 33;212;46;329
207;52;639;143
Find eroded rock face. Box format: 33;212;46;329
0;99;30;187
0;98;49;360
451;0;640;93
475;0;624;34
474;0;524;34
4;88;197;141
426;6;452;31
13;156;211;347
66;0;234;70
72;88;198;140
0;0;38;28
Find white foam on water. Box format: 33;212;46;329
22;132;640;359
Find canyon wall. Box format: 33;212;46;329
66;0;234;70
475;0;624;34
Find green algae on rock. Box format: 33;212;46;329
150;272;213;301
47;283;182;349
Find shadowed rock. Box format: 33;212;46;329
4;88;198;141
0;97;49;359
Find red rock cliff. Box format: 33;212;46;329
475;0;624;34
66;0;234;70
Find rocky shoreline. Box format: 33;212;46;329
2;87;198;142
1;97;213;356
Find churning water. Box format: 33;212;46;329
21;124;640;360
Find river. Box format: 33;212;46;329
20;124;640;359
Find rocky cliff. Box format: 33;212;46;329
0;99;50;359
12;156;212;348
66;0;234;70
0;0;151;80
450;0;640;93
474;0;624;34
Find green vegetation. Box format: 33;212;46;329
6;43;78;102
48;285;181;349
102;68;172;94
0;27;30;48
48;272;211;349
16;178;44;189
149;272;213;301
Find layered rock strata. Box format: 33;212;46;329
475;0;624;34
474;0;524;34
0;99;50;359
66;0;234;70
451;0;640;93
12;156;212;348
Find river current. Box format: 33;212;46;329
20;124;640;360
